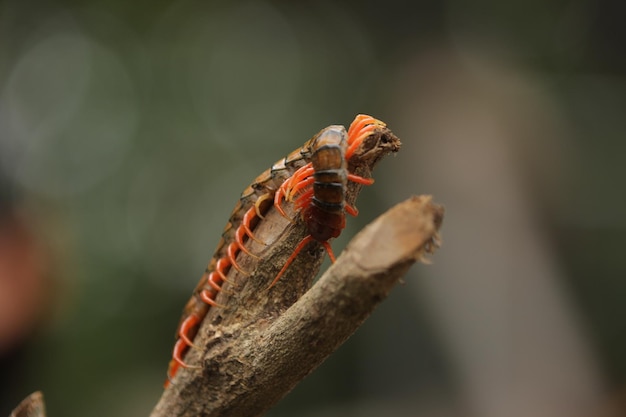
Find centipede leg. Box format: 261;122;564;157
346;127;381;159
243;221;265;246
168;336;201;385
215;258;231;284
172;340;197;368
347;114;385;140
253;194;271;220
165;357;180;388
200;289;226;308
294;188;314;211
269;235;314;288
275;163;313;218
169;339;185;375
242;206;268;246
345;204;359;217
347;114;373;137
274;195;294;221
322;240;336;262
347;173;374;185
274;179;291;218
227;242;250;275
206;260;236;296
235;224;260;259
205;271;224;292
179;314;201;348
285;167;314;201
346;118;386;159
287;176;315;202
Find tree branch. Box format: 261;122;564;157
151;195;443;417
10;391;45;417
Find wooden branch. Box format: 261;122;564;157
151;195;443;417
10;391;46;417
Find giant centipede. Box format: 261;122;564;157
166;115;386;386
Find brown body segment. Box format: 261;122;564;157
305;127;349;242
166;115;386;385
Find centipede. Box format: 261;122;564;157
270;122;377;287
166;114;386;386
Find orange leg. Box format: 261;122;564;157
172;338;197;368
242;206;268;245
166;339;200;376
205;271;223;292
274;174;297;218
167;337;201;385
269;236;338;289
253;193;271;220
346;126;379;159
164;332;200;388
342;173;374;217
166;339;186;384
166;286;225;388
347;173;374;185
285;167;314;201
214;258;230;283
165;358;180;388
294;188;314;212
346;117;386;159
275;163;313;218
167;313;204;386
274;187;289;218
227;242;249;275
200;289;225;308
203;266;228;304
347;114;384;141
287;176;314;202
179;314;201;347
322;240;336;262
235;223;260;259
269;235;314;288
345;204;358;217
347;114;375;138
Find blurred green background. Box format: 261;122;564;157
1;1;625;416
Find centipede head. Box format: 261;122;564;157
347;126;402;170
